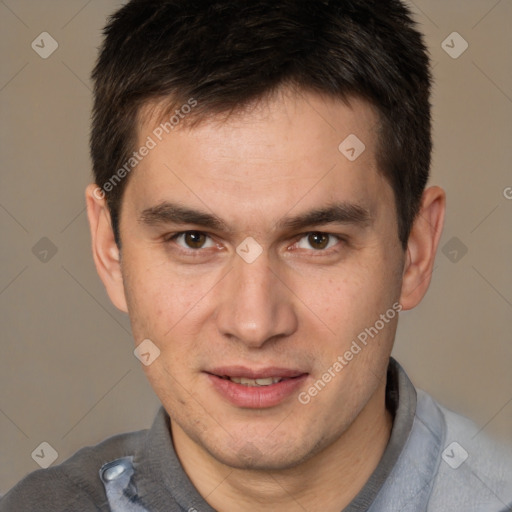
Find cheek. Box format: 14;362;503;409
304;251;400;350
122;251;202;335
121;267;173;347
123;261;230;381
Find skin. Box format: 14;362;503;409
86;88;445;511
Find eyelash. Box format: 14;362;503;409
164;231;345;256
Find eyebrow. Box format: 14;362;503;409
138;201;372;232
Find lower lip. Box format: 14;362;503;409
206;373;308;409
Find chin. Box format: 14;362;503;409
212;450;305;472
199;431;327;472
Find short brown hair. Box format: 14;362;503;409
90;0;432;249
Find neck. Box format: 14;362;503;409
172;382;392;512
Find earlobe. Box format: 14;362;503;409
399;186;446;310
85;184;128;313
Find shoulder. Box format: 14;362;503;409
0;427;148;512
417;390;512;511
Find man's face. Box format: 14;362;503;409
117;90;405;469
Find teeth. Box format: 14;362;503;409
228;377;282;386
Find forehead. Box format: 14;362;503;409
125;90;391;229
139;89;379;165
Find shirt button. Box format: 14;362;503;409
102;463;126;481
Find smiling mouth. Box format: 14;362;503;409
219;376;288;386
206;370;309;408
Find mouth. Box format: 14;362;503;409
218;375;296;386
205;367;308;408
206;366;306;385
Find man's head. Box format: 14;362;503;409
90;0;433;251
86;0;444;473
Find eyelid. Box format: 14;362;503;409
164;230;345;253
291;232;344;252
166;230;217;251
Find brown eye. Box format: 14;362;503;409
183;231;208;249
166;231;218;256
294;232;341;252
307;232;330;250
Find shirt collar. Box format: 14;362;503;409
135;357;419;512
341;357;417;511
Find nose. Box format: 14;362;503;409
215;248;298;349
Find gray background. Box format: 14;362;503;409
1;0;511;495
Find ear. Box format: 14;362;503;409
399;186;446;310
85;184;128;313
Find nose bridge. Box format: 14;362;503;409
216;249;295;347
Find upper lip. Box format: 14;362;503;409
206;366;307;379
